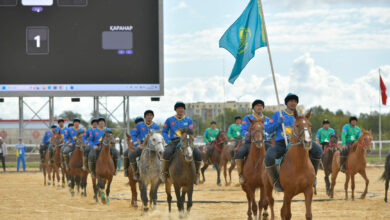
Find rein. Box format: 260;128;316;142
290;126;310;147
249;128;265;148
213;135;226;152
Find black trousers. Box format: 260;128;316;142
129;148;143;164
235;141;272;160
340;142;354;157
0;153;5;171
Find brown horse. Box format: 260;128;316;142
42;149;54;186
330;129;372;200
240;117;268;220
165;128;196;218
92;131;115;204
125;133;138;208
200;131;228;186
264;109;315;220
322;134;338;196
68;131;89;197
220;139;239;186
51;131;66;188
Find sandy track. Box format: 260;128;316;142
0;166;389;220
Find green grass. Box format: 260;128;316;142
366;157;387;162
5;162;41;168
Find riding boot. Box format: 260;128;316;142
64;154;70;171
195;161;202;185
160;159;170;182
89;161;96;178
339;156;347;173
130;162;140;181
310;158;321;187
266;165;283;192
235;159;245;184
123;157;130;177
82;156;88;171
40;150;46;164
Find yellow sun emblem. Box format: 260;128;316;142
175;130;182;137
282;127;292;136
238;27;251;54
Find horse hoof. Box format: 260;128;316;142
71;191;75;197
106;199;110;204
217;183;222;186
179;211;185;219
385;198;388;203
263;211;269;217
143;207;149;212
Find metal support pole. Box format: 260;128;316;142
19;97;23;139
49;96;54;125
93;96;99;118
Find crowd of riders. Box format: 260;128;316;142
39;93;361;190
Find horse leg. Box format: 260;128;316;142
166;180;172;212
281;193;292;220
385;176;389;203
265;184;274;220
201;163;209;183
130;178;138;208
251;189;257;220
70;176;75;197
187;184;194;213
229;162;235;185
216;165;222;186
180;189;187;217
330;167;339;199
344;173;350;200
92;177;98;203
258;185;266;219
60;168;64;188
351;173;355;200
245;188;253;220
223;163;228;186
106;177;112;204
173;184;183;217
324;169;331;196
151;181;159;210
359;169;369;199
139;181;149;211
304;187;313;220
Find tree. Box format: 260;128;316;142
57;110;88;128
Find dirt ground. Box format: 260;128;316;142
0;166;389;220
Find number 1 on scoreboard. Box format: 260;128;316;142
34;35;41;48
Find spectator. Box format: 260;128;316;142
0;137;7;172
14;138;27;172
115;137;122;170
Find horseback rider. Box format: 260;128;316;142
235;99;272;184
316;119;335;151
340;116;361;173
39;124;57;163
227;116;242;162
68;123;74;128
264;93;323;192
62;118;85;171
82;118;98;171
88;117;119;177
127;110;160;180
56;119;71;166
203;120;220;164
123;116;144;177
160;102;203;184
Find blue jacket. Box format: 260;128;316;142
90;127;111;146
55;126;70;143
83;128;94;146
131;121;160;147
42;130;54;144
68;127;85;144
14;143;27;157
241;113;271;142
162;115;194;143
266;109;296;142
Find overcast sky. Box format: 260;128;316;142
1;0;390;124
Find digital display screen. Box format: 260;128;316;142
0;0;163;96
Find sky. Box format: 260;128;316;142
1;0;390;124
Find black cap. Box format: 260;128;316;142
91;118;98;125
73;118;81;123
174;102;186;110
349;116;358;123
252;100;265;109
135;117;144;124
58;119;65;123
234;116;242;121
51;124;57;129
97;117;105;122
322;119;330;125
68;123;74;127
144;110;154;118
284;93;299;105
210;120;217;125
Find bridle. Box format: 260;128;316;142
144;134;163;152
102;133;114;147
250;126;264;148
358;135;371;151
290;121;311;147
213;132;227;152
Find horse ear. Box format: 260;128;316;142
126;133;131;138
305;109;312;119
293;109;299;119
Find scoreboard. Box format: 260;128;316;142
0;0;163;96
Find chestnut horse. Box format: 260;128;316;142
240;118;268;220
51;131;67;188
264;109;315;220
322;134;338;196
68;131;89;197
330;130;372;200
42;149;54;186
200;131;228;186
92;131;115;204
125;133;138;208
220;140;238;186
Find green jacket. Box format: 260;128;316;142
227;124;241;139
341;124;361;146
316;127;335;144
203;128;219;143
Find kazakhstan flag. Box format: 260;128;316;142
219;0;267;84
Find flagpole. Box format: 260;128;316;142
379;68;382;159
258;0;288;145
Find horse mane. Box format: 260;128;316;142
180;128;193;135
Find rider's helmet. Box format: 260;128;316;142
252;99;264;109
91;118;98;125
135;116;144;124
174;102;186;110
144;110;154;117
322;119;330;125
284;93;299;105
210;120;217;125
349;116;358;123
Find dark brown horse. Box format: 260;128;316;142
264;109;315;220
68;131;89;197
220;139;239;186
42;149;54;186
381;152;390;203
92;131;115;204
125;133;138;208
165;128;196;218
330;130;372;200
51;131;66;188
240;118;268;220
200;131;228;186
322;134;338;196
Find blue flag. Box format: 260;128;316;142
219;0;267;84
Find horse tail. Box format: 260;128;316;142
381;154;390;181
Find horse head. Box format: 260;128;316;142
74;131;85;149
125;133;135;149
248;117;265;148
102;130;115;148
329;134;338;152
358;129;373;152
216;131;228;146
292;109;312;150
52;130;64;148
180;128;195;163
144;130;165;157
